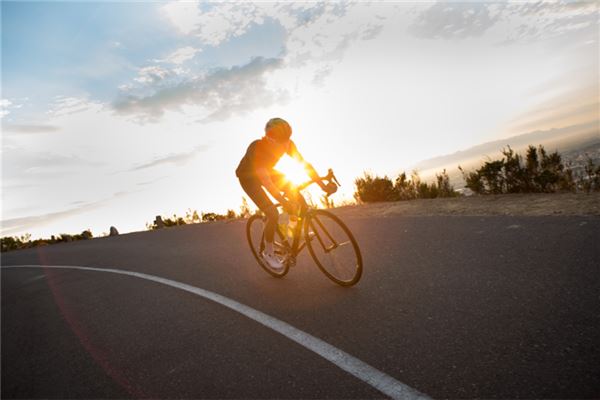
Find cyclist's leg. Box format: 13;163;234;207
239;176;279;244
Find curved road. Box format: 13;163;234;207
2;214;599;398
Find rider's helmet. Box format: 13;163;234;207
265;118;292;143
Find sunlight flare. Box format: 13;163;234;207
275;155;310;186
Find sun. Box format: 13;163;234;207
274;155;310;186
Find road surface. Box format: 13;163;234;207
2;214;599;398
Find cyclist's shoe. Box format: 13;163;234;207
261;251;284;271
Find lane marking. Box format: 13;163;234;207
2;265;430;400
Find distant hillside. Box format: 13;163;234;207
411;121;599;180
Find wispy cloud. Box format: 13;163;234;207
409;1;598;43
154;46;202;65
508;82;599;134
114;56;285;122
0;192;127;236
409;2;503;40
128;145;209;171
3;150;104;181
0;98;24;119
0;99;12;118
136;176;169;186
133;66;172;84
46;96;101;118
2;124;60;134
161;1;264;46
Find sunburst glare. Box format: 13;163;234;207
275;155;310;186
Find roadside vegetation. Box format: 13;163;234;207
3;144;598;252
354;169;459;203
354;144;599;203
1;231;94;253
458;145;600;195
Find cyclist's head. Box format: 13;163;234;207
265;118;292;143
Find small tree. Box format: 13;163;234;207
435;169;458;197
354;173;397;203
580;156;600;193
226;209;237;219
479;160;505;194
185;209;201;224
239;197;252;218
502;146;526;193
394;172;415;200
459;165;485;194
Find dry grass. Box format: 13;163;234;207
332;192;600;218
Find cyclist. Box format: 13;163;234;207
236;117;335;270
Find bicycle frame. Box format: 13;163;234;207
272;169;340;265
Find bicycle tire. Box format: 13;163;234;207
304;209;363;286
246;214;289;278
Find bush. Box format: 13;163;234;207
458;145;590;194
580;157;600;193
1;230;94;253
354;170;458;203
354;173;398;203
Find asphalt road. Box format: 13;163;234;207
2;214;599;399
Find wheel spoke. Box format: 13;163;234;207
305;210;362;286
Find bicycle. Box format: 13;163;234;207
246;169;363;286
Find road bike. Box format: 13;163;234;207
246;169;363;286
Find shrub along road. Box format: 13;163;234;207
2;214;599;399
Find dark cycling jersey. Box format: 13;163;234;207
236;137;299;178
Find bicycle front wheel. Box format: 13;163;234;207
304;210;362;286
246;214;289;278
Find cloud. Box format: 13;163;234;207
113;56;286;122
46;96;101;117
1;99;19;118
160;1;349;47
161;1;264;46
0;191;127;236
118;2;386;122
158;2;386;66
129;145;209;171
154;46;202;65
2;124;60;134
3;150;104;182
0;99;11;118
409;1;598;43
497;1;598;45
409;2;504;40
0;203;99;236
136;176;169;186
134;66;172;84
161;0;203;36
508;81;599;134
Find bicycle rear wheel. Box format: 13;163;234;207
304;210;362;286
246;214;289;278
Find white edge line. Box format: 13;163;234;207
2;265;431;400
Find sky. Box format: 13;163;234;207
1;1;598;239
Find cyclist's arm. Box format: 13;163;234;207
288;141;328;191
256;167;288;205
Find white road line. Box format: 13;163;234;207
2;265;430;400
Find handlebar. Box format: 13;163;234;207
296;168;341;193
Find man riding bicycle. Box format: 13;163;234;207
236;118;335;271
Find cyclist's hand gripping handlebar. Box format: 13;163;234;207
323;168;340;197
